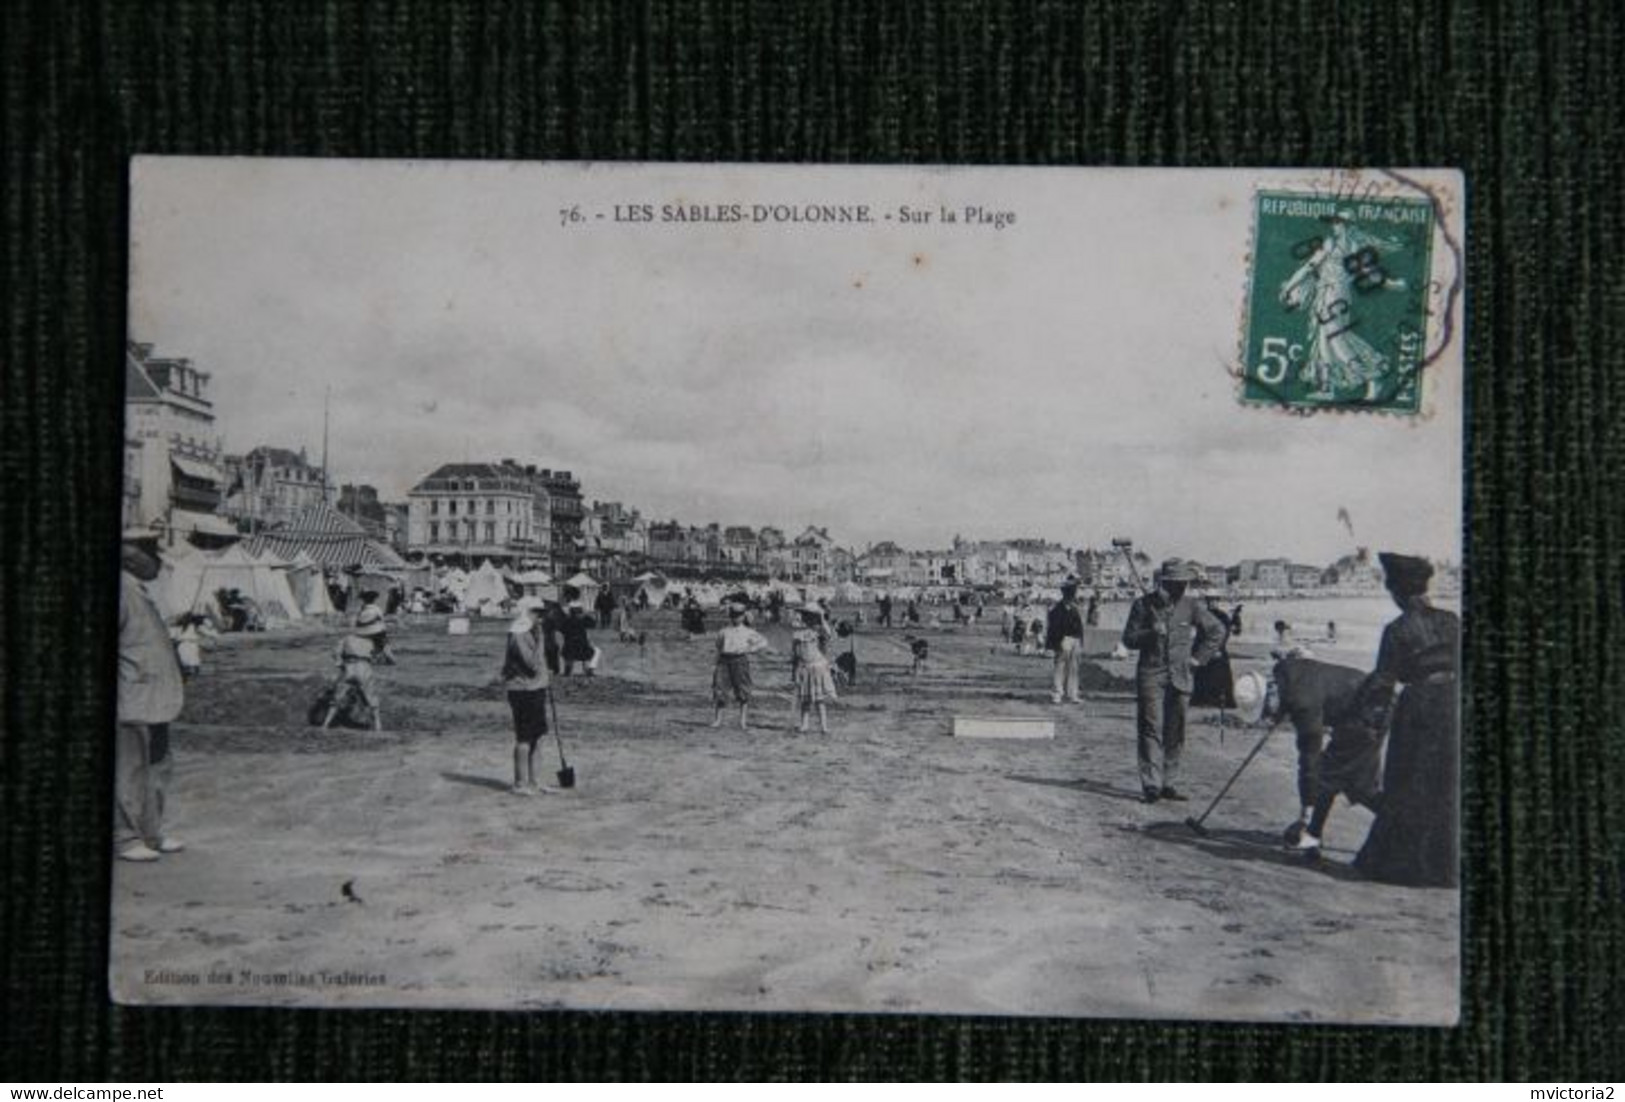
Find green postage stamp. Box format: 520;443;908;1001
1241;190;1438;413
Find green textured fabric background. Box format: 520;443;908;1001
3;0;1622;1082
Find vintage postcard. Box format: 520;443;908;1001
113;159;1463;1023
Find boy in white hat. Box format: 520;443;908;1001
503;601;553;794
325;605;393;731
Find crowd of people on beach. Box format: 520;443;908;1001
116;530;1459;888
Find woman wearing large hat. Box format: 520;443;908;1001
1346;552;1460;887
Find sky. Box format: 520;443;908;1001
128;159;1464;565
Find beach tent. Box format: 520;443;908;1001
152;541;206;621
440;567;470;598
400;560;434;596
163;544;303;625
564;571;601;605
284;550;336;616
514;569;558;603
462;560;510;609
835;581;866;604
633;573;669;608
245;502;406;573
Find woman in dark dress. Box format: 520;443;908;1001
1191;599;1238;709
1352;552;1460;888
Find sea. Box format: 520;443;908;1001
1087;593;1460;658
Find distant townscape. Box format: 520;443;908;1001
125;338;1458;600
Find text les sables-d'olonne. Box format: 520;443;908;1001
557;202;1018;229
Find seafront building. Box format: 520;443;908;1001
125;340;236;547
219;446;329;533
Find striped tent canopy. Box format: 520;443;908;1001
245;502;407;572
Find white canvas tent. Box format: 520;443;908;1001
633;573;669;608
152;540;205;621
285;550;336;616
163;544;304;626
564;571;600;605
462;560;510;610
835;580;866;604
514;569;558;603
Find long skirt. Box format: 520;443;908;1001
1355;681;1459;887
713;654;754;705
1190;653;1236;709
794;658;838;706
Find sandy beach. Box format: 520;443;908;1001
110;609;1458;1023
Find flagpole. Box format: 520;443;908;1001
321;386;331;505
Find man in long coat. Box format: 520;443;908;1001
116;534;187;861
1121;558;1228;803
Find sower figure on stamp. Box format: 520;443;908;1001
1121;558;1228;804
116;533;187;862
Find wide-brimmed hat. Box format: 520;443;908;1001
1232;670;1269;724
800;602;825;618
1378;552;1433;595
1159;558;1198;583
355;606;387;636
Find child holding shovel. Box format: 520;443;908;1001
503;601;552;796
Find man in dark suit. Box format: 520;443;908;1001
1121;558;1228;803
1270;654;1379;846
1045;580;1086;704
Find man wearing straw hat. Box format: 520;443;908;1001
116;532;187;862
1121;557;1228;804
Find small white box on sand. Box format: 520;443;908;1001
952;716;1055;740
447;617;471;635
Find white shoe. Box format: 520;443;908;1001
156;837;186;854
511;784;535;798
1050;694;1064;705
118;843;162;862
1292;833;1323;853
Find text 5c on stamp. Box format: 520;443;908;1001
1241;191;1436;414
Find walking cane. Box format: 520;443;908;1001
547;689;576;789
1185;718;1280;836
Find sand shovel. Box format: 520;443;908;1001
1185;718;1280;836
547;689;576;789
